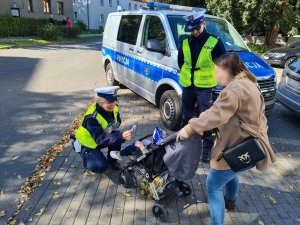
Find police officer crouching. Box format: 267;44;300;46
75;86;132;173
178;11;226;163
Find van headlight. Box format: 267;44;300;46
273;53;286;58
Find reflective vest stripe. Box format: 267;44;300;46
76;103;119;149
179;36;218;88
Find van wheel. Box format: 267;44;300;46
159;90;181;131
106;63;118;86
284;57;296;68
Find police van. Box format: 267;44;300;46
102;2;276;130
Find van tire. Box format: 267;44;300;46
159;90;181;131
106;63;118;86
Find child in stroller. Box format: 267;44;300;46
110;132;192;221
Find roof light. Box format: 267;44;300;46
147;2;206;12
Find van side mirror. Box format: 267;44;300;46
146;39;166;54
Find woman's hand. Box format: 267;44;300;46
176;124;196;142
122;130;132;141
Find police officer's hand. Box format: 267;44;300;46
122;130;132;141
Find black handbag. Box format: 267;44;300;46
219;138;266;172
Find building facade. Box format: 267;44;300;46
73;0;147;30
0;0;73;20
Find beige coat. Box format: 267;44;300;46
185;72;276;171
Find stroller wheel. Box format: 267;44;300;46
152;204;167;221
119;173;128;188
178;181;191;196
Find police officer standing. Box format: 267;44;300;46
75;86;133;173
178;11;226;163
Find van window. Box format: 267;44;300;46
117;15;142;45
142;16;166;49
167;15;248;52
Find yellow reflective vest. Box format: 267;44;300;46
76;103;119;149
179;36;218;88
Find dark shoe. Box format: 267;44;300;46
108;160;122;171
224;197;236;211
202;155;210;163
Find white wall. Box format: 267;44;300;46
73;0;147;30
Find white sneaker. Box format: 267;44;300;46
110;151;125;161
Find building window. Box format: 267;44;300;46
100;14;104;23
74;12;77;19
134;4;137;10
44;0;51;13
129;3;131;10
109;0;112;7
100;0;104;6
57;1;64;15
28;0;33;12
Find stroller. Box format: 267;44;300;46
118;132;192;221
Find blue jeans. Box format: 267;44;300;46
206;166;254;225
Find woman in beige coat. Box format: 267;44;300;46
177;53;276;225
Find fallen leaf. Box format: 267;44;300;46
258;220;265;225
35;207;47;216
18;222;25;225
53;191;60;198
17;175;22;179
28;218;33;222
275;171;282;176
0;189;4;196
9;219;17;225
25;206;32;211
0;210;6;217
187;209;192;215
54;181;62;186
12;156;20;161
260;192;277;204
84;171;94;176
123;191;132;197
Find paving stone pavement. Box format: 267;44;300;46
14;89;300;225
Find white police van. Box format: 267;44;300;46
102;2;276;130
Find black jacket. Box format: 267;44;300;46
177;29;226;71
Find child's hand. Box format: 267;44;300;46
135;141;145;150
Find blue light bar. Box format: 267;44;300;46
147;2;206;12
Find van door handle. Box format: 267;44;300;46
137;49;143;54
129;47;134;52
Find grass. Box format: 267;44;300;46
0;36;101;49
0;39;49;48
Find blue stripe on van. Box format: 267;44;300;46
102;46;180;83
102;46;275;84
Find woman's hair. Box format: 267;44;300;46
215;53;257;83
95;96;107;105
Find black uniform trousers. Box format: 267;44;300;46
180;86;214;158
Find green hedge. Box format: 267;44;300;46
0;15;48;37
249;44;273;55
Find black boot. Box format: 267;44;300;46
202;149;211;163
107;158;122;171
224;197;236;211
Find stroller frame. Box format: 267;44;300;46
119;134;192;221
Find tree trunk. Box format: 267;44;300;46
264;23;279;47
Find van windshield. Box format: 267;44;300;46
167;15;249;52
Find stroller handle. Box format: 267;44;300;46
138;134;153;142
